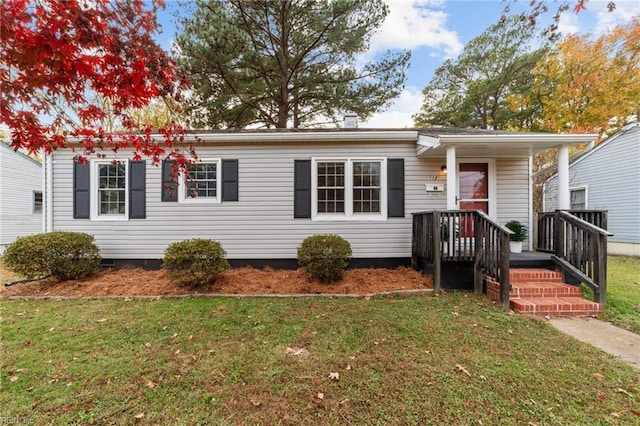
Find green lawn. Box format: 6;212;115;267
2;294;639;425
604;256;640;334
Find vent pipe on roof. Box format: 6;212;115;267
343;113;358;129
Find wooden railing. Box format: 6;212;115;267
474;211;513;309
412;210;513;309
548;211;612;304
537;210;607;253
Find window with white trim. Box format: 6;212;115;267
91;160;129;220
313;158;386;220
179;159;221;203
570;186;587;210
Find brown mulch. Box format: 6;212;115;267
1;267;433;298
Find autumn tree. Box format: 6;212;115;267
413;16;547;130
502;0;617;40
1;0;188;164
521;18;640;138
174;0;411;129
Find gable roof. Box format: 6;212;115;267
0;140;42;168
541;122;640;183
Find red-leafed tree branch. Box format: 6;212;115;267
1;0;188;164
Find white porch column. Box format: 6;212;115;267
446;146;457;210
557;145;570;210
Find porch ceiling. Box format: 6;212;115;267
416;133;597;158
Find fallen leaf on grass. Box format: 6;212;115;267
455;364;471;376
593;373;605;380
146;381;156;388
250;399;261;407
630;409;640;416
285;347;310;357
96;318;107;323
345;364;352;371
317;392;324;399
329;372;340;381
134;413;145;419
339;398;350;405
9;375;18;382
617;387;632;396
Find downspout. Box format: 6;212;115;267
41;149;46;232
46;152;53;232
528;155;533;251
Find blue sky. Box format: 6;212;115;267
154;0;639;128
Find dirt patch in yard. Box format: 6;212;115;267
1;267;432;298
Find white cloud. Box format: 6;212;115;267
360;86;424;128
592;0;639;34
557;13;581;35
369;0;463;58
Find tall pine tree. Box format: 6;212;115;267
175;0;410;129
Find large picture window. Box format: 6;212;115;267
179;159;221;203
313;158;386;220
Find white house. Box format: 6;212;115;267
544;122;640;257
0;141;43;253
41;128;595;268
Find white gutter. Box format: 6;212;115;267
45;152;53;232
438;133;598;144
66;131;420;144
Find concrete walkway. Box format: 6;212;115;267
549;317;640;370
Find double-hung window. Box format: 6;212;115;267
312;158;386;220
91;160;129;220
179;159;221;203
570;186;587;210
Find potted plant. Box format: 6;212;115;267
505;220;528;253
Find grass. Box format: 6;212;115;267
602;256;640;334
2;293;639;425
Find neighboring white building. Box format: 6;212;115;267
0;141;43;253
544;122;640;257
42;128;594;268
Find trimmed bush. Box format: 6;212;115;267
297;234;352;284
2;232;101;280
162;239;230;287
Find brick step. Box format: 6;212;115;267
510;297;602;317
486;268;602;317
487;280;582;298
509;268;563;284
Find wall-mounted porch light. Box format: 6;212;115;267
440;165;447;176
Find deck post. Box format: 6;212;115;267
473;214;483;295
433;210;442;293
499;231;511;310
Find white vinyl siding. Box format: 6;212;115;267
496;158;531;250
49;143;531;260
0;143;42;252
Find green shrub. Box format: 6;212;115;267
297;234;352;283
2;232;101;280
162;239;230;287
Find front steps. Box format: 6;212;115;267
486;268;603;316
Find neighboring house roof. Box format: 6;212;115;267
0;140;42;168
541;122;640;183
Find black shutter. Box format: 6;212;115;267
294;159;312;218
129;161;146;219
387;158;405;218
221;159;239;201
161;159;178;202
73;161;90;219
